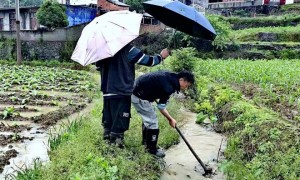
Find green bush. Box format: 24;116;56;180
167;47;197;72
60;41;76;62
36;0;68;29
207;15;233;50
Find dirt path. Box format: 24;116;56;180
161;109;226;180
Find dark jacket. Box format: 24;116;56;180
96;45;135;96
95;44;163;96
133;71;180;104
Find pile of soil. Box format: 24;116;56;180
0;149;18;173
0;134;33;146
0;123;30;133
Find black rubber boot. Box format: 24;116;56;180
146;129;165;158
103;128;110;141
110;133;125;149
142;123;147;145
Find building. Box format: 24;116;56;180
0;6;39;31
0;4;97;31
66;5;97;26
70;0;97;5
98;0;130;12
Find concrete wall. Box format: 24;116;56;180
0;23;86;42
0;24;87;60
0;17;165;60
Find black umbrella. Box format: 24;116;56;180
143;0;217;41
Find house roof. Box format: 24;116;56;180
107;0;130;7
143;12;153;17
0;6;39;11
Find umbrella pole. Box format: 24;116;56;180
175;125;213;176
167;29;177;50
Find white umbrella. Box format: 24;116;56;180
71;10;143;66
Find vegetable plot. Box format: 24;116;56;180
0;64;97;174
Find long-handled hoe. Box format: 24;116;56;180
175;125;213;176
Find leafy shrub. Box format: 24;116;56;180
167;47;197;72
36;0;68;29
207;15;233;50
60;41;76;61
196;112;207;124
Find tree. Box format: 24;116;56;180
125;0;145;13
36;0;68;29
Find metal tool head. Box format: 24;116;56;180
203;166;213;176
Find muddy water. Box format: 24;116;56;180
0;102;95;179
161;110;226;180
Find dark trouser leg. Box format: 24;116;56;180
142;123;147;145
146;128;165;158
102;98;112;141
109;96;131;148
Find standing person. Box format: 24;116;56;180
132;70;195;157
95;44;169;148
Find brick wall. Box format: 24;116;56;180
97;0;129;11
140;24;165;34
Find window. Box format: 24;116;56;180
30;12;37;30
0;18;3;30
142;17;160;25
143;17;151;25
152;19;159;25
9;13;16;30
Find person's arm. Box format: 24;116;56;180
127;46;169;66
156;97;176;128
159;108;177;128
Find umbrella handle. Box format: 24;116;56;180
167;29;177;50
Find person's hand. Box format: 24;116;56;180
160;48;170;59
169;118;177;128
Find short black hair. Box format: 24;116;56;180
178;70;195;85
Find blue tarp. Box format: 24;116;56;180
66;5;97;26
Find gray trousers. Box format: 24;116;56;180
131;94;159;129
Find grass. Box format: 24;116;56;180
0;59;91;71
230;25;300;42
14;95;182;180
194;75;300;179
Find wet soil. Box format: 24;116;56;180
0;150;18;174
0;106;39;112
0;89;91;175
0;123;30;133
161;109;226;180
0;92;89;104
0;135;33;146
0;104;86;126
31;104;86;128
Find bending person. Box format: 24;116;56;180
132;70;195;157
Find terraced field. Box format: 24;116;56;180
0;65;96;176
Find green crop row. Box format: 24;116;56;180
0;64;97;92
230;25;300;42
